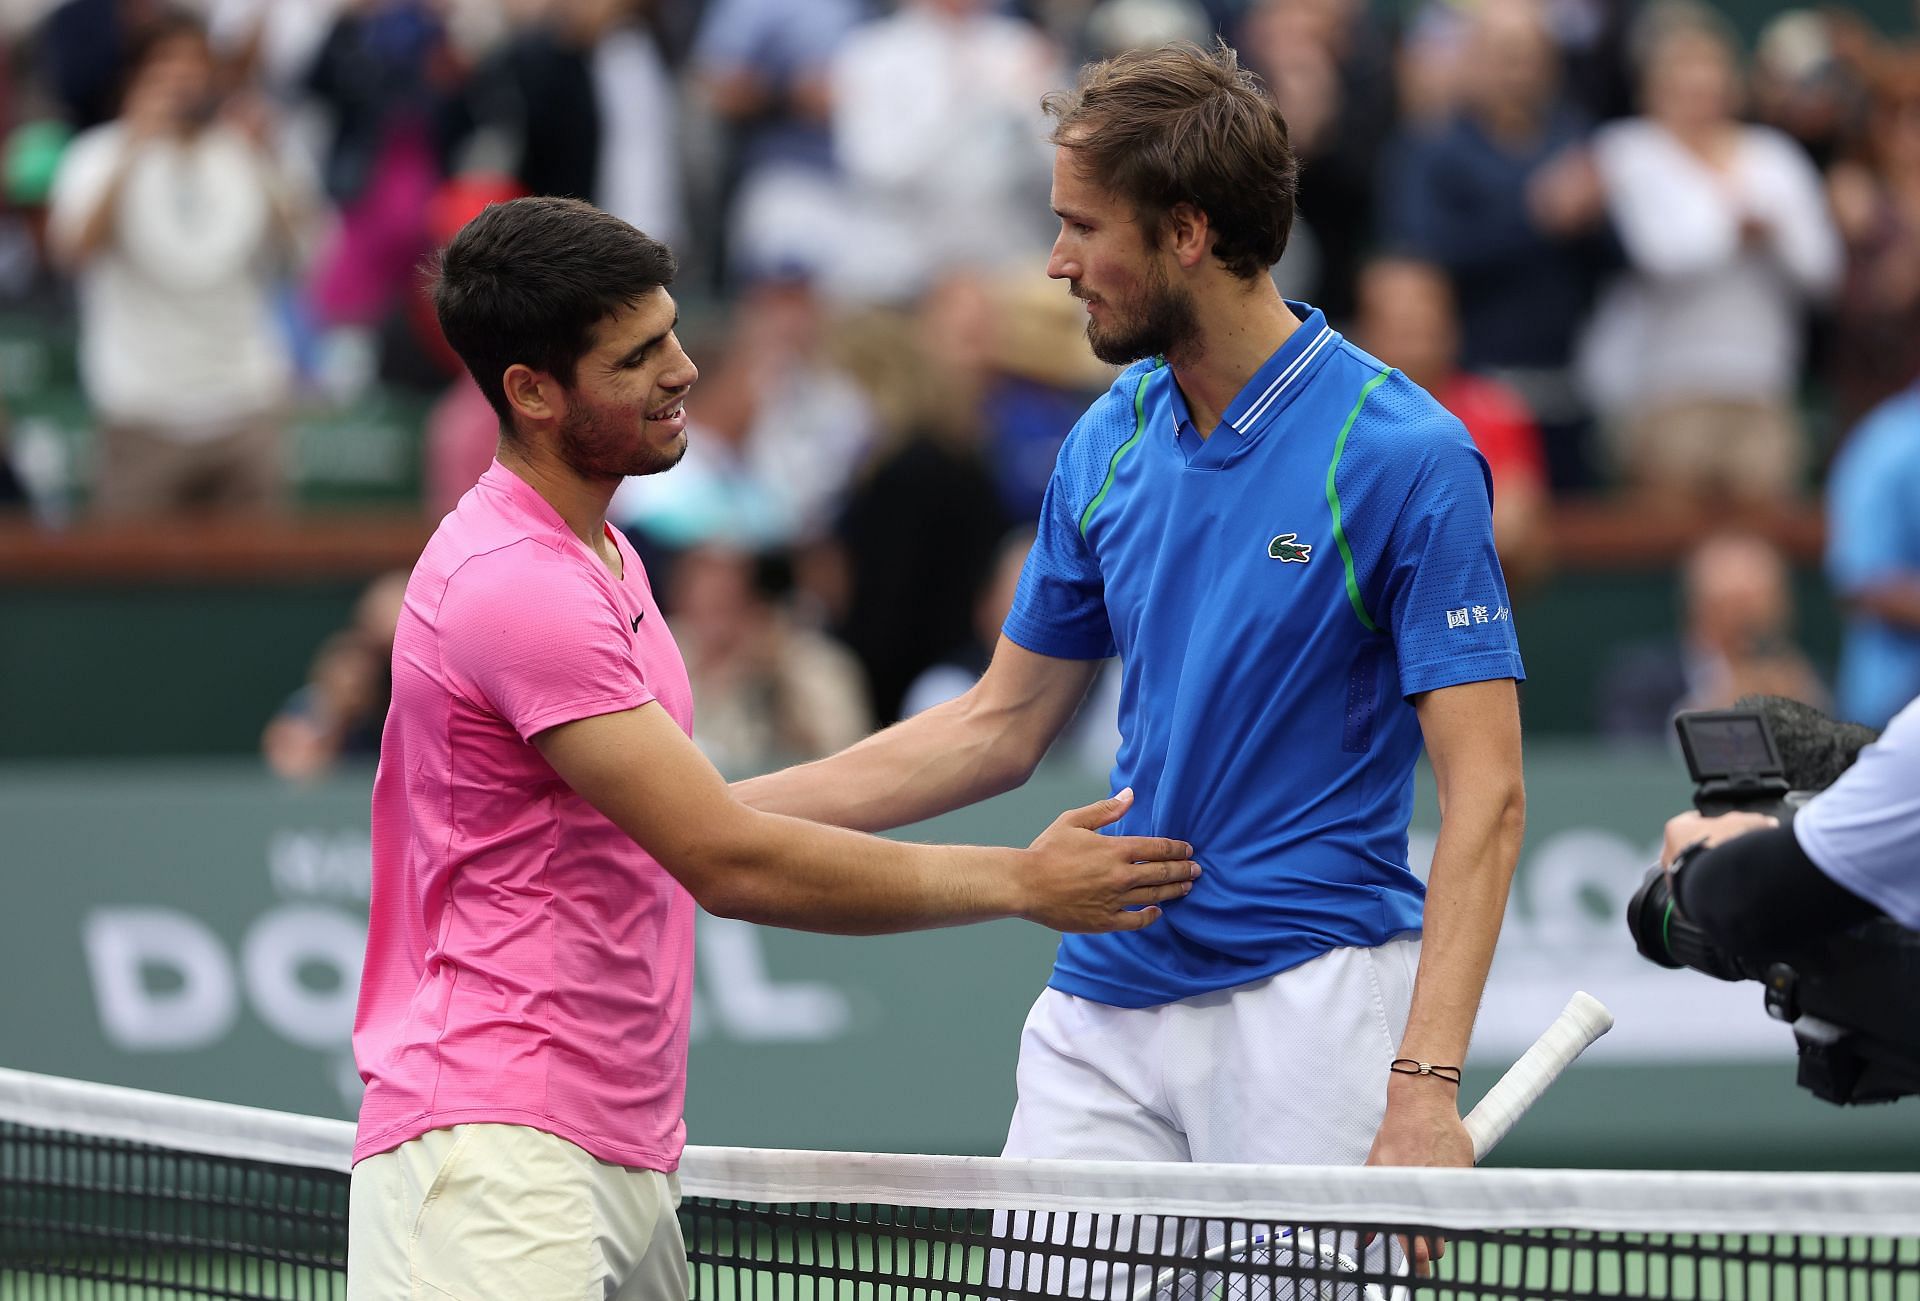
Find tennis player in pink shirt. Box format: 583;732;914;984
345;197;1201;1301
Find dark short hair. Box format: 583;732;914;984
431;197;677;430
1043;41;1297;280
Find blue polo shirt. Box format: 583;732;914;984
1004;304;1525;1008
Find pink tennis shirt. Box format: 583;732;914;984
353;461;697;1171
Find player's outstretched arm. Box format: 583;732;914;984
730;638;1101;832
536;700;1196;935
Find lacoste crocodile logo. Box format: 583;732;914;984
1268;533;1312;563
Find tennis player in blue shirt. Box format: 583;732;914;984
736;39;1526;1277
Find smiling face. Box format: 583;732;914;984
1046;146;1199;366
548;286;698;481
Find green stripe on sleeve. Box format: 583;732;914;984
1078;365;1158;538
1325;367;1393;633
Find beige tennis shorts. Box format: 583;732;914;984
347;1123;687;1300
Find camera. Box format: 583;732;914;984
1626;708;1920;1105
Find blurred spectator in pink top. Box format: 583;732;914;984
304;0;460;326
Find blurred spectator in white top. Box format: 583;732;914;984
688;0;864;289
1581;6;1841;510
48;11;305;517
458;0;681;247
667;544;873;773
827;0;1062;303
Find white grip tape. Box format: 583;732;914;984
1463;992;1614;1163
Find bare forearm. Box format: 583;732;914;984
732;693;1037;832
699;810;1024;934
1370;680;1522;1174
540;699;1187;938
1397;779;1525;1065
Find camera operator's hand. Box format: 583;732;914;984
1661;810;1779;870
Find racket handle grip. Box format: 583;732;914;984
1462;991;1614;1162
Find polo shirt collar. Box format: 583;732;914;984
1166;302;1338;444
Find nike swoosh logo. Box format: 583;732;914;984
631;613;644;632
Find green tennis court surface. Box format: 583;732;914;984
6;1237;1914;1300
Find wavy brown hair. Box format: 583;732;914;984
1043;41;1298;281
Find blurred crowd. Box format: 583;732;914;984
0;0;1916;777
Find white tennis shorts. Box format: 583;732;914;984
993;938;1421;1297
1002;937;1421;1165
347;1123;687;1301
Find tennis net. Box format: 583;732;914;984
3;1066;1918;1300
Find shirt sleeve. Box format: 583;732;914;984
438;542;655;741
45;127;121;257
1748;130;1841;299
1794;697;1920;929
1372;422;1527;697
1002;473;1115;661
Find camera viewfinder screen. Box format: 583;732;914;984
1681;716;1777;777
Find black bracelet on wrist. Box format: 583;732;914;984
1389;1058;1462;1084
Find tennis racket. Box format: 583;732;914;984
1138;991;1616;1301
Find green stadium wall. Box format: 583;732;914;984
0;564;1851;758
1;754;1913;1172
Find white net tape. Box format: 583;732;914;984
4;1066;1918;1237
